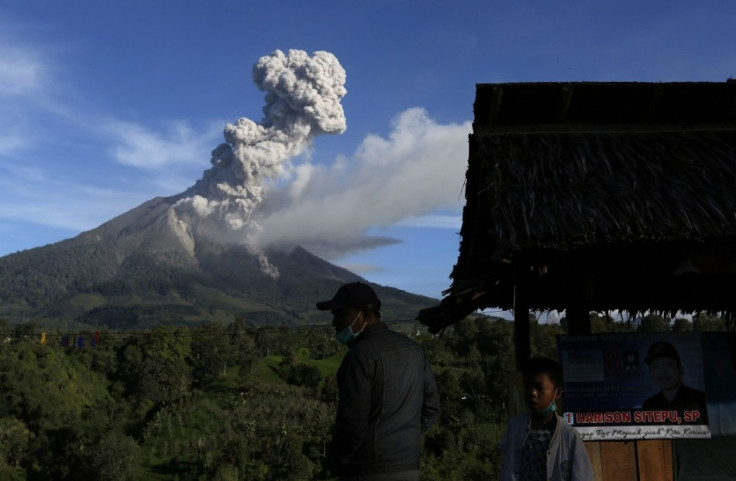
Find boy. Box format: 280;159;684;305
499;357;593;481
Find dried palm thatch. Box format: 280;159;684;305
418;81;736;333
466;129;736;261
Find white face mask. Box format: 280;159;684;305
335;311;364;344
536;399;558;415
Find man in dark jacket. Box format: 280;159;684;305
317;282;441;481
642;340;708;424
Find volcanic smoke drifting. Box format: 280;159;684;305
173;49;347;278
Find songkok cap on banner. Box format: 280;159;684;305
645;341;681;365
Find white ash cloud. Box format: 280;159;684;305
170;49;469;278
251;107;471;259
172;49;347;276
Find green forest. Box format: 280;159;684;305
0;312;728;481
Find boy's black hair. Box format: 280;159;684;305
523;357;563;388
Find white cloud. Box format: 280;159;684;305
0;114;226;234
339;263;384;275
398;214;462;229
0;45;44;97
0;42;49;158
105;120;222;170
0;182;151;232
0;133;28;156
252;107;471;258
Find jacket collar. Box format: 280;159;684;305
348;321;387;346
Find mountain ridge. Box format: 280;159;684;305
0;197;437;329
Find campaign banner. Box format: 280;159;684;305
557;332;710;441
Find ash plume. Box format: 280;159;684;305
173;49;347;277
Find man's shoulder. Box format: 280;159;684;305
350;323;420;355
360;322;415;343
681;384;706;398
642;392;666;409
679;384;707;405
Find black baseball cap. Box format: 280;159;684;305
316;282;381;311
645;341;681;365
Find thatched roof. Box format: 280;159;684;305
418;81;736;333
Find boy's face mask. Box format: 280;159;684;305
536;399;558;415
335;311;364;344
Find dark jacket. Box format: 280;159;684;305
331;322;441;478
642;384;709;423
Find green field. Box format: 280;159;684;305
261;350;346;387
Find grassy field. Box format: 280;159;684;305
261;350;346;387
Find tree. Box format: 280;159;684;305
638;314;671;332
0;417;32;479
226;317;260;381
0;318;10;339
192;322;232;388
117;326;193;407
288;364;322;392
212;463;239;481
11;322;37;340
693;312;726;331
530;319;564;359
672;317;693;332
84;432;141;481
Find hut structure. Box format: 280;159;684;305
417;81;736;481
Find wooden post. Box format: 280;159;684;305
566;303;591;335
637;440;673;481
514;282;531;370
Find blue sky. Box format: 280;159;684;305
1;1;734;302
